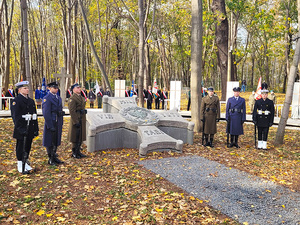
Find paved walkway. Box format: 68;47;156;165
139;156;300;225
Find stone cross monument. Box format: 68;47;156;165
53;67;72;107
86;96;195;157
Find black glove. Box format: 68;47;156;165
269;123;273;127
34;131;39;136
253;120;257;125
75;123;81;128
216;119;219;122
50;127;56;132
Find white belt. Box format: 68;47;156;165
258;110;270;115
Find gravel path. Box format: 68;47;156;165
138;156;300;225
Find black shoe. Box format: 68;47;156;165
78;151;87;158
54;157;64;164
48;158;57;166
204;142;211;147
71;148;81;159
234;143;240;148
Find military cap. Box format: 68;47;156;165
207;87;214;91
233;87;241;92
15;81;29;88
47;82;59;88
261;89;269;93
71;83;81;91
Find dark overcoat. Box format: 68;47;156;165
226;96;246;135
146;90;153;103
252;98;274;128
11;94;39;140
68;93;86;143
42;93;63;147
200;95;220;134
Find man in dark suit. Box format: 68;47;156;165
161;87;168;110
42;82;65;165
146;86;153;109
11;81;39;174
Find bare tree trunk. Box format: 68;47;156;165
3;0;14;90
212;0;228;101
21;0;33;98
191;0;203;132
138;0;145;107
78;0;112;94
275;32;300;145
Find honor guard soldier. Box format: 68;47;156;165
68;83;87;158
226;87;246;148
42;82;65;165
11;81;39;174
252;88;275;150
200;87;220;147
97;86;104;108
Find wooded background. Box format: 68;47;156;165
0;0;299;94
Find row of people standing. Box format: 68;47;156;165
11;81;88;174
200;86;274;150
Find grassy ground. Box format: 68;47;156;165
0;115;299;224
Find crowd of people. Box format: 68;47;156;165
5;79;278;174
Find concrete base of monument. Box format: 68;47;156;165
86;96;194;157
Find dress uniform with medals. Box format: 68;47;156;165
11;81;39;173
252;88;275;150
200;87;220;147
68;83;87;158
226;87;246;148
42;82;64;165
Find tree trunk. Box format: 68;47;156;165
275;32;300;145
78;0;112;95
138;0;145;107
21;0;33;98
191;0;203;132
212;0;228;101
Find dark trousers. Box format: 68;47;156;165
16;138;33;161
90;101;94;108
155;98;160;109
97;98;102;108
258;127;269;141
187;98;191;111
147;100;152;109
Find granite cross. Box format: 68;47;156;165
53;67;72;107
86;96;194;157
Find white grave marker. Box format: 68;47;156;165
170;81;181;110
226;81;240;101
114;80;126;97
291;82;300;119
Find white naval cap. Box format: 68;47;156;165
15;81;29;88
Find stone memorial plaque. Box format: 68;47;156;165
137;126;183;157
103;96;137;113
86;97;194;156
